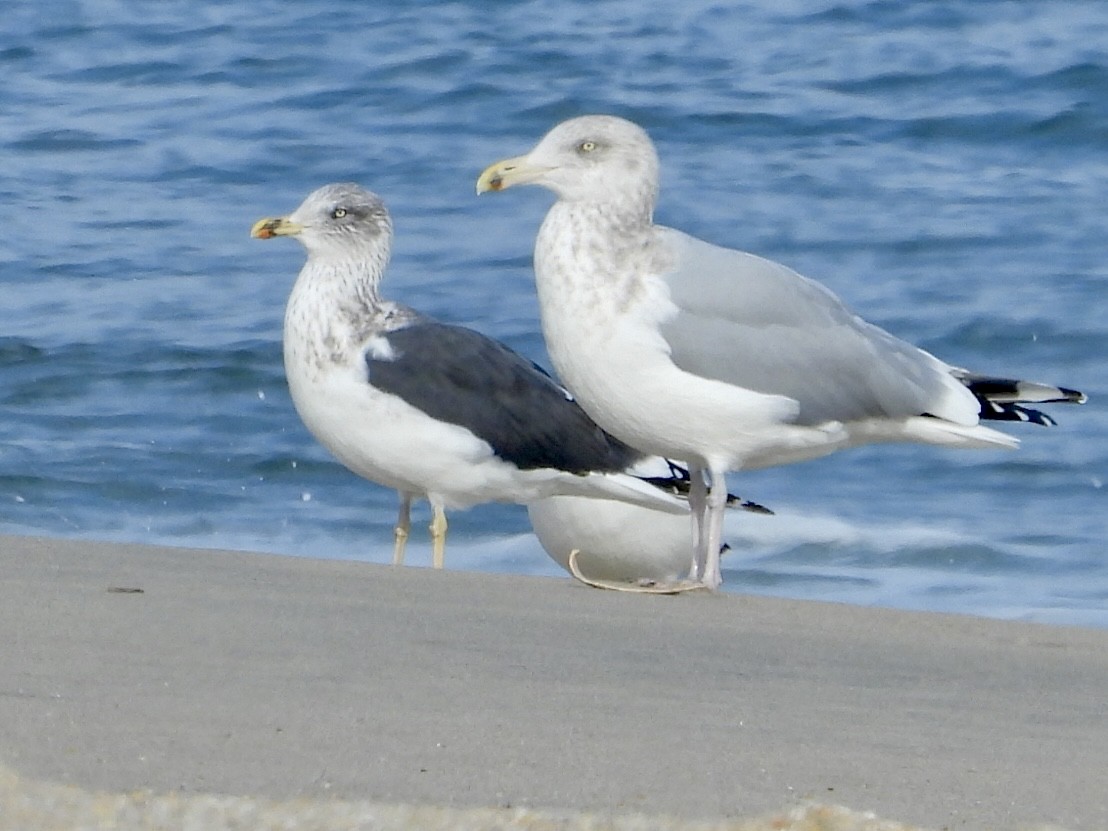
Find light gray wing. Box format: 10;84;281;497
656;227;978;427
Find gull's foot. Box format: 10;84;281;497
567;550;710;594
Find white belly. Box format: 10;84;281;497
543;304;845;471
286;360;529;508
528;495;694;582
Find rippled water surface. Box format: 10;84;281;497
2;1;1105;625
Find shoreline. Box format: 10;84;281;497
2;533;1105;829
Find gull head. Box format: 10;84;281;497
477;115;660;210
251;182;394;263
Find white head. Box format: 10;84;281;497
251;182;394;270
477;115;660;214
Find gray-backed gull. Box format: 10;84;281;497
477;114;1086;588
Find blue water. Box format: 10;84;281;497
1;1;1105;626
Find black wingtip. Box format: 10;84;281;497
639;470;774;515
962;374;1087;427
1058;386;1088;405
727;495;775;515
981;401;1059;426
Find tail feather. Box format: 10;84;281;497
953;371;1087;427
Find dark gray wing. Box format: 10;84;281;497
366;321;642;473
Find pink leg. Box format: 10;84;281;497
686;464;708;581
701;468;728;589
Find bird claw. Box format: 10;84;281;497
567;550;710;594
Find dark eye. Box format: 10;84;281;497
331;208;347;219
577;140;597;154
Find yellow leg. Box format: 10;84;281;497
429;503;447;570
393;493;412;566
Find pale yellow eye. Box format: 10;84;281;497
331;208;347;219
577;140;597;153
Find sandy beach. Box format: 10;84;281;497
2;533;1105;830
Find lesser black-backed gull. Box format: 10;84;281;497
251;182;700;570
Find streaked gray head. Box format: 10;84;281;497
285;182;394;262
477;115;660;212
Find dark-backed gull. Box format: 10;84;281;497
252;182;704;571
